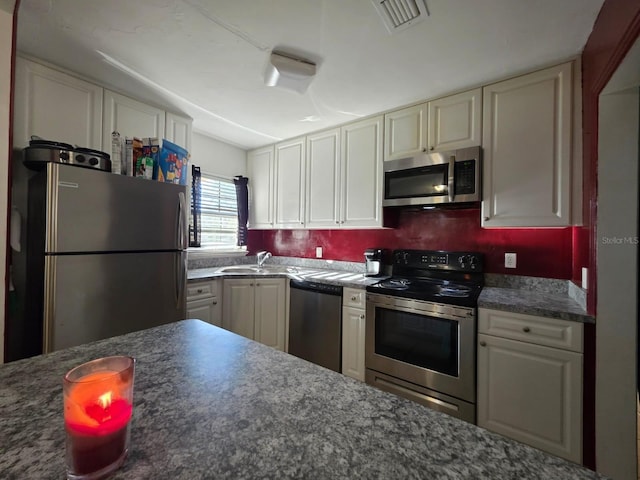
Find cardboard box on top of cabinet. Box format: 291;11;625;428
157;139;189;186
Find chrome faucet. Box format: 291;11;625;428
256;251;272;268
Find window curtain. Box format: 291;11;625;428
233;176;249;247
190;165;201;247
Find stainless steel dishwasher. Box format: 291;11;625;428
288;279;343;372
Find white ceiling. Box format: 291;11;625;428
16;0;604;150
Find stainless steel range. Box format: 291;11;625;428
365;249;483;423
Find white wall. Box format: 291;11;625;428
596;87;639;479
0;3;15;364
190;131;247;179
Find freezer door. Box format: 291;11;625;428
43;251;187;352
41;163;187;253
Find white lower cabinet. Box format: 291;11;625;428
341;287;366;381
222;278;286;351
477;308;583;463
186;279;221;327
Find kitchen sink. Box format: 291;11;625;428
219;267;261;273
218;265;297;274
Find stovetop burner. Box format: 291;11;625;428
366;250;484;307
378;278;411;290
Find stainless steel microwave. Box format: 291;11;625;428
383;146;481;207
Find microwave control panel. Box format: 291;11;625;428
454;160;476;195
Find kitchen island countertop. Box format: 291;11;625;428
0;320;604;479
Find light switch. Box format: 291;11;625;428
315;246;323;258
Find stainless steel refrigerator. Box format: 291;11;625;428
15;163;187;360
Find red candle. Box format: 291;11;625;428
63;357;135;479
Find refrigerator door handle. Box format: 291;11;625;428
177;192;187;250
175;251;186;311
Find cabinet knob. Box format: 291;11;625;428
479;341;487;347
336;221;339;224
250;283;254;286
360;314;365;320
197;288;203;293
523;326;531;333
422;147;427;152
483;217;489;221
256;283;260;286
212;301;217;305
430;146;434;151
351;296;357;301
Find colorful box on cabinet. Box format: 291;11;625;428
157;139;189;185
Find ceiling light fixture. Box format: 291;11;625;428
264;51;316;94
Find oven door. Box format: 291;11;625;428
365;293;476;403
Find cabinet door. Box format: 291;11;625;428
305;128;341;228
247;146;275;229
341;306;365;381
165;112;192;153
341;116;383;227
187;297;221;327
384;103;428;161
222;279;255;339
274;137;306;228
477;333;582;463
428;88;482;152
254;279;286;351
482;62;572;227
102;90;165;152
13;57;103;149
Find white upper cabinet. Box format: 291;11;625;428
384;103;428;161
341;115;383;227
482;62;572;227
247;145;275;229
274;136;306;228
383;88;482;161
428;88;482;152
165;112;192;153
102;90;165;152
14;57;103;149
305;128;341;228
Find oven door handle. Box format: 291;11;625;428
448;154;455;202
374;376;461;415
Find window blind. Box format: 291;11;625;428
199;174;239;248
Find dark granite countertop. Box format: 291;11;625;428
190;264;593;323
188;265;383;289
0;320;604;479
479;287;594;323
478;274;594;323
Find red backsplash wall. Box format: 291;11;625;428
248;208;574;279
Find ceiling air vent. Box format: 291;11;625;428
372;0;429;34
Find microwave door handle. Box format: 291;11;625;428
448;155;455;202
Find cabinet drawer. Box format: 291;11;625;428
478;308;583;353
343;287;365;309
187;279;218;301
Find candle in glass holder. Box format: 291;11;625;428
63;356;135;480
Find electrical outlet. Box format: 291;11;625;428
315;246;323;258
505;253;517;269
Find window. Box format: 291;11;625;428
191;173;242;250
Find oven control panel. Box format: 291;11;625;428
393;249;483;272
